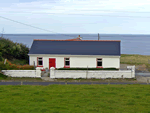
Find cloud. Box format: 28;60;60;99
1;0;150;15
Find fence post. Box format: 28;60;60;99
65;81;67;85
4;59;7;64
131;65;135;78
33;61;36;70
21;81;23;85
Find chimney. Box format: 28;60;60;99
77;35;82;40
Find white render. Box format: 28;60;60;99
50;66;135;79
29;54;120;69
1;69;41;78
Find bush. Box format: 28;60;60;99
0;60;34;70
56;68;119;70
0;52;2;61
0;73;7;79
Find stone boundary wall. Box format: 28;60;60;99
1;69;41;78
50;66;135;79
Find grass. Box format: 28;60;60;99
0;85;150;113
121;54;150;71
55;78;137;82
121;54;150;65
0;73;7;80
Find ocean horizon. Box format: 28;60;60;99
1;33;150;55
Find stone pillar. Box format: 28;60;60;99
131;65;135;78
36;67;41;77
127;65;135;78
50;67;55;78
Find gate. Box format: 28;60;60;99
41;68;50;77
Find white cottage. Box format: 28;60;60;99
28;36;121;69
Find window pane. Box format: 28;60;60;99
65;61;70;66
65;58;69;60
97;62;102;66
38;61;43;65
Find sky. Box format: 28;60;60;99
1;0;150;34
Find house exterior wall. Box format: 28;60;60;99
28;54;120;69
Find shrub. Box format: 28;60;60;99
0;73;7;79
0;60;34;70
0;52;2;61
56;68;119;70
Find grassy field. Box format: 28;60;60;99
121;54;150;71
121;54;150;65
0;85;150;113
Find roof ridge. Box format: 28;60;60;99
34;39;121;42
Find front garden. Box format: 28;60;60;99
0;59;34;70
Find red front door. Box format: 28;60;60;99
49;58;56;69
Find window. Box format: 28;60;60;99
97;58;102;67
37;57;43;67
64;58;70;68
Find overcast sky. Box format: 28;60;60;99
0;0;150;34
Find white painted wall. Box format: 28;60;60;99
29;54;120;69
50;65;135;79
29;56;37;66
1;69;41;78
70;57;96;68
103;57;120;68
50;69;134;79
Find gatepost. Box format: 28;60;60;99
50;67;55;78
127;65;135;78
36;67;41;77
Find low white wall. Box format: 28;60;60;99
50;67;135;79
52;70;87;79
51;70;133;79
1;69;41;78
87;70;132;78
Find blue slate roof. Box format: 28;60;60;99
28;40;120;56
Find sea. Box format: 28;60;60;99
2;34;150;55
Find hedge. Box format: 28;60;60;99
56;68;119;70
0;73;7;79
0;60;34;70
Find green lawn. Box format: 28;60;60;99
121;54;150;65
0;85;150;113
